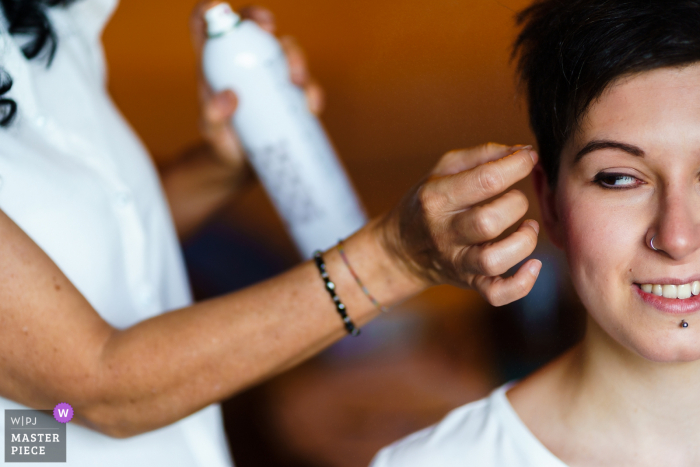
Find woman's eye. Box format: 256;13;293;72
593;173;642;189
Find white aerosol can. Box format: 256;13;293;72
202;3;367;259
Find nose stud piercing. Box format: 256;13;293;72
681;320;689;328
650;235;659;251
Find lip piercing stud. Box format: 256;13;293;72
650;235;659;251
681;320;689;328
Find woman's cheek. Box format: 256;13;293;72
560;194;633;305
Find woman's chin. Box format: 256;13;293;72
589;313;700;363
620;331;700;363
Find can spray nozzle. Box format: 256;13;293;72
205;3;240;38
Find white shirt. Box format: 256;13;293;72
370;384;568;467
0;1;232;465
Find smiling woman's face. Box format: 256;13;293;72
543;64;700;362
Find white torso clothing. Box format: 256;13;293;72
0;0;232;465
370;384;568;467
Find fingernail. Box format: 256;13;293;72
529;260;542;278
509;144;530;152
511;145;537;164
528;220;540;235
528;149;538;165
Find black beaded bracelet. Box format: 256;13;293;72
313;251;361;337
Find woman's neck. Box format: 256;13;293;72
509;315;700;466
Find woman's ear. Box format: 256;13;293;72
532;163;564;249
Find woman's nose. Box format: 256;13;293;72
653;190;700;260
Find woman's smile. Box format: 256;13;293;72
635;283;700;314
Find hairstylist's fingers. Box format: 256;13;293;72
454;189;529;245
462;219;539;277
304;79;325;115
433;147;538;209
280;36;309;87
190;1;220;56
279;36;325;113
200;90;245;162
239;5;276;33
432;143;532;177
203;89;238;128
473;258;542;307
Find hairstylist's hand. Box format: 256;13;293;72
380;144;542;307
189;2;325;173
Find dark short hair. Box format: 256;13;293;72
514;0;700;186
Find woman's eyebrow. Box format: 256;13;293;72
574;140;645;163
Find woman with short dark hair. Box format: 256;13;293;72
372;1;700;465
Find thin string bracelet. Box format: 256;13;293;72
337;239;389;313
313;251;361;337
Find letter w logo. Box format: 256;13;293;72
57;409;69;418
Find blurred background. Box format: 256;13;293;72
104;1;585;465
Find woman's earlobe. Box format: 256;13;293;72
531;163;564;249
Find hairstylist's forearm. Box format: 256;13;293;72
76;221;423;438
160;142;253;240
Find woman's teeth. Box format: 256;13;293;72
641;282;700;299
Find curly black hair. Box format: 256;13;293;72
514;0;700;187
0;0;78;126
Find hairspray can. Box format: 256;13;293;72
203;3;367;259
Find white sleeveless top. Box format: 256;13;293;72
0;1;232;465
370;384;568;467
